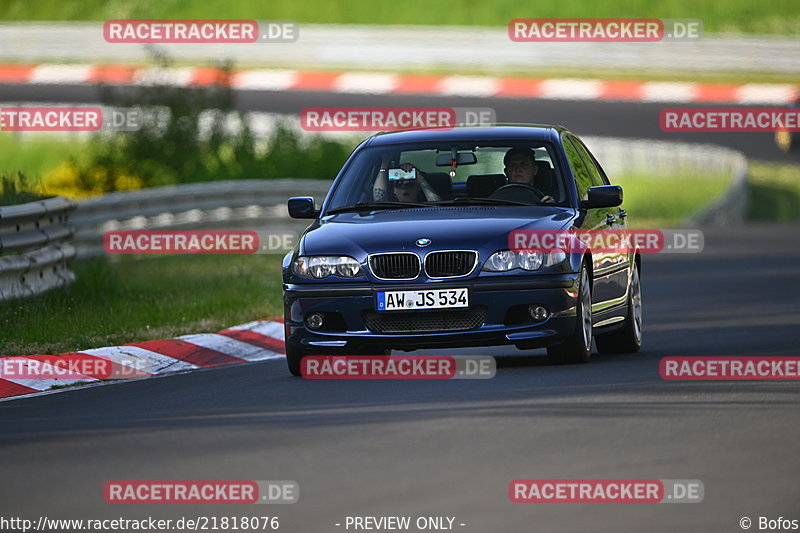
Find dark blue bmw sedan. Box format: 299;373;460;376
282;125;643;375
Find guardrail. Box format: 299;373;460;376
72;179;333;258
0;196;76;301
584;136;749;225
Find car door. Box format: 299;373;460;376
568;134;630;308
561;133;620;312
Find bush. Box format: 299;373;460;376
0;172;49;205
38;58;357;197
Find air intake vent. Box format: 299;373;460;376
363;307;487;333
425;251;477;278
369;253;420;279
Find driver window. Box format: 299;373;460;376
562;135;593;201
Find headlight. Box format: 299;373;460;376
293;256;363;278
483;250;566;272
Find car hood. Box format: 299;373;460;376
299;206;576;257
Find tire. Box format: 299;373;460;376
595;262;643;354
547;263;592;364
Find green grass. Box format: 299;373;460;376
747;160;800;221
0;254;285;356
615;173;732;227
0;134;85;178
1;0;799;34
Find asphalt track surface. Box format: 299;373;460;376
1;225;799;532
1;83;799;162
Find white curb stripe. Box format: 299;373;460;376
178;333;284;362
81;345;198;374
438;76;499;97
539;79;603;100
334;72;398;94
737;83;798;105
233;69;297;91
226;320;284;340
29;64;94;84
641;82;697;103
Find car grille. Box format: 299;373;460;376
363;307;487;333
369;253;420;279
425;251;477;278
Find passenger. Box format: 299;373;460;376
373;163;441;203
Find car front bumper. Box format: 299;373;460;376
283;273;581;352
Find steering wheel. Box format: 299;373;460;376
489;183;547;203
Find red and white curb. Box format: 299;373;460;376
0;319;285;401
0;64;797;105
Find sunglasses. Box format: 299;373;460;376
393;180;417;188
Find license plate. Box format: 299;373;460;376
376;288;469;311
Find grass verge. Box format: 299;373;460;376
1;0;799;34
0;254;285;356
616;174;731;227
747;160;800;220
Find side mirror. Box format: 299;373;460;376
288;197;318;219
583;185;623;209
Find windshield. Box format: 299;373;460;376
325;141;569;212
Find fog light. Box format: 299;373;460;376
306;313;324;329
529;305;549;321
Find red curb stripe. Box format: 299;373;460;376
597;80;647;101
495;77;545;98
129;339;245;367
291;71;340;91
0;64;35;83
693;83;741;103
191;67;233;86
217;329;285;353
0;379;39;399
394;74;445;94
87;65;138;84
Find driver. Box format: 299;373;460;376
504;147;539;185
502;147;555;203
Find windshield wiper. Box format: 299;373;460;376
327;201;432;214
431;197;531;207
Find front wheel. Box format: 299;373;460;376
595;262;643;354
547;264;592;364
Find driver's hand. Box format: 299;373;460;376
541;195;555;203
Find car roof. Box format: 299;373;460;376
363;124;568;147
